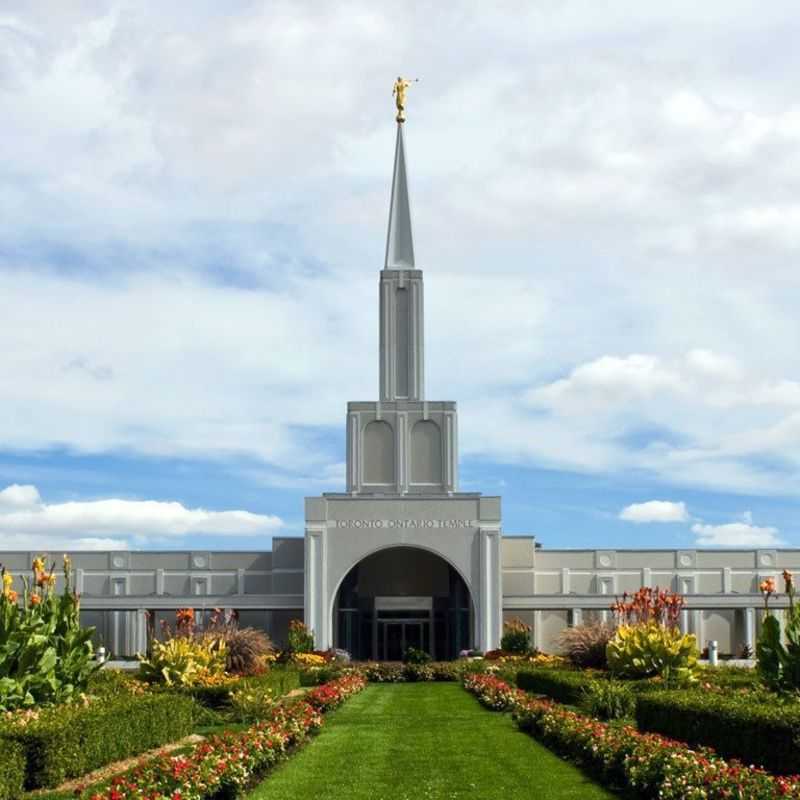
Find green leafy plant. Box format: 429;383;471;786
0;556;100;711
757;572;800;692
287;619;314;654
138;635;227;687
229;683;276;722
606;587;698;685
500;617;532;655
580;677;636;720
606;622;698;684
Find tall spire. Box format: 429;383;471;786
384;123;415;269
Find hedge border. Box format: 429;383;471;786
636;689;800;775
2;692;197;790
0;739;25;800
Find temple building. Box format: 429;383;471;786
0;113;795;660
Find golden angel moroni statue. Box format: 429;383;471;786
393;76;417;122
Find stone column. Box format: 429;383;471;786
304;525;328;650
478;527;502;651
136;608;148;654
744;607;756;654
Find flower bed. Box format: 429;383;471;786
464;673;800;799
356;661;461;683
2;691;198;791
636;688;800;775
78;675;366;800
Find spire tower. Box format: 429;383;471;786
379;122;424;401
384;123;415;269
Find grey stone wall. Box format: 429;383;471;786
1;539;793;657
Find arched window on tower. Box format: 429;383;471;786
362;420;395;485
411;419;442;486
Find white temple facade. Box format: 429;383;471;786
304;120;502;659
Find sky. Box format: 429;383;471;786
0;1;798;553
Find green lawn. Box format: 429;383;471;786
248;683;617;800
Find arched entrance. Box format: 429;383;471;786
333;546;472;661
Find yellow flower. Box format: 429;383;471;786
2;572;12;589
32;557;45;573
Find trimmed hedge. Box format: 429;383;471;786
0;740;25;800
3;692;197;790
515;668;592;705
636;689;800;775
515;666;662;705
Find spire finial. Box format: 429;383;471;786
384;121;415;269
392;76;417;123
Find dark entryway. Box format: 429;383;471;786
334;547;472;660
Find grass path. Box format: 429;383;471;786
248;683;617;800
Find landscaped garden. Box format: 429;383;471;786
3;556;800;799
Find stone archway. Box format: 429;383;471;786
332;546;473;661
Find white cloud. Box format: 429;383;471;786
0;484;42;509
620;500;689;523
0;484;282;550
0;3;798;504
691;520;784;547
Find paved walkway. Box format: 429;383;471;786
249;683;617;800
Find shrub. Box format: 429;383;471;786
287;619;314;654
606;622;698;684
636;688;800;775
0;739;24;800
229;684;276;723
403;646;431;664
299;665;344;687
558;622;615;669
500;618;532;654
429;662;459;681
0;556;100;711
2;691;197;789
87;668;149;697
138;636;227;687
580;677;636;720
